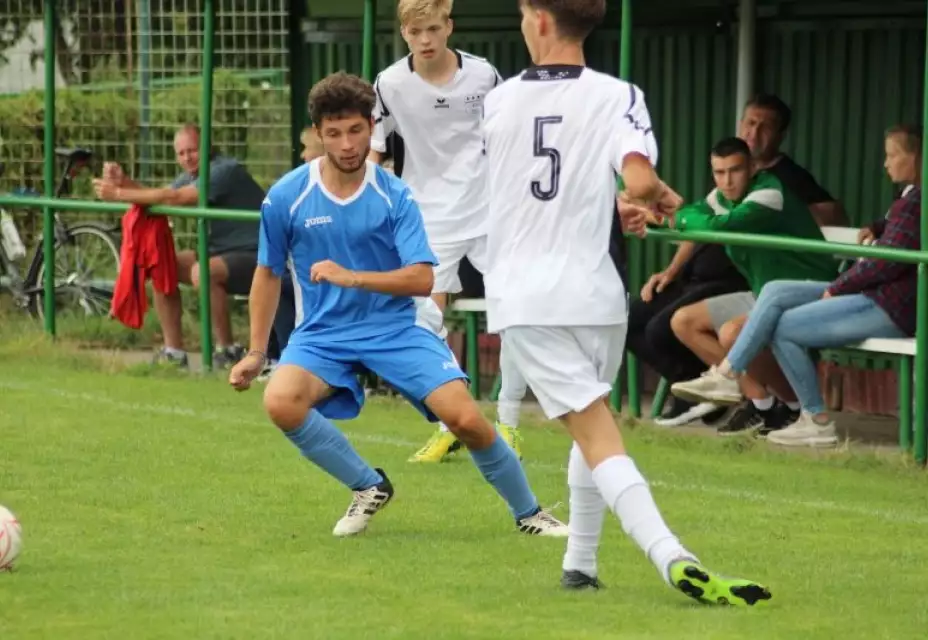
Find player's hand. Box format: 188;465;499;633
857;227;876;245
229;351;266;391
102;162;125;185
822;290;833;300
92;179;120;201
311;260;358;288
654;181;684;218
640;270;675;303
616;192;651;238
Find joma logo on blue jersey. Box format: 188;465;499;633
304;215;333;228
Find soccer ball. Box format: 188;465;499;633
0;505;22;571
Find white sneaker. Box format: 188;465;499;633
767;413;838;447
655;401;727;427
332;469;394;537
517;509;569;537
671;366;743;406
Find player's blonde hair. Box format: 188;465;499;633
397;0;453;25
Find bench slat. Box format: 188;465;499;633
450;299;488;313
846;338;916;356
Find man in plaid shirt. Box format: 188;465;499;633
662;125;922;447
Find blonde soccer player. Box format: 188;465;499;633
369;0;529;463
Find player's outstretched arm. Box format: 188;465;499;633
247;266;282;354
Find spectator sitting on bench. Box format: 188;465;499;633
93;124;264;368
739;93;847;227
661;137;838;436
626;173;750;427
670;125;922;447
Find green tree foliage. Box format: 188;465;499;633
0;71;291;194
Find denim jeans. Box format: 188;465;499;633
727;280;906;414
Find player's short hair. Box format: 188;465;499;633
744;93;792;134
308;72;377;127
521;0;606;41
711;137;752;159
398;0;452;24
886;124;923;156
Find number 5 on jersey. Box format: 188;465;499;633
532;116;563;201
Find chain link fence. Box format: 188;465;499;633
0;0;292;239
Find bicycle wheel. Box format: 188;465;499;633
28;222;121;322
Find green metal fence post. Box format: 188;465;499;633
362;0;377;81
288;1;308;168
42;0;57;336
898;355;913;452
137;0;153;183
617;0;641;416
914;6;928;464
198;0;216;371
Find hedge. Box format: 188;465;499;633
0;71;292;196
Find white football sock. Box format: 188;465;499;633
591;455;695;584
497;398;523;429
562;443;607;578
497;338;529;428
438;422;451;433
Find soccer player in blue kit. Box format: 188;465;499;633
229;71;567;539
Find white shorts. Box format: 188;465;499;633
432;236;488;294
500;325;628;420
414;297;448;339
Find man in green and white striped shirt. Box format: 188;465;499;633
666;137;837;433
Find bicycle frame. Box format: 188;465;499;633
0;150;118;301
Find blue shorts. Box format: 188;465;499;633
279;325;468;421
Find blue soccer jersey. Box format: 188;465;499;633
258;159;438;345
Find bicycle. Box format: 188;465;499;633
0;147;121;321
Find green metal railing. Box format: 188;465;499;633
17;0;928;462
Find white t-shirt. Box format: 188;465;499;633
372;50;502;243
482;65;658;333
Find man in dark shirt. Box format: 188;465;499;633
93;124;264;367
739;93;847;226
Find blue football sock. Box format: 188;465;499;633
284;410;382;491
469;434;539;521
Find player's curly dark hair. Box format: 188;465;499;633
308;72;377;127
521;0;606;40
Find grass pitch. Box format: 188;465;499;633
1;335;927;639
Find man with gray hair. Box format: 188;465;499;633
94;124;264;367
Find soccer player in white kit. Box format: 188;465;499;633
369;0;529;463
481;0;772;605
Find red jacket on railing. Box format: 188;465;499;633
110;204;178;329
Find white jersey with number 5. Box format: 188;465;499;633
481;65;658;334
